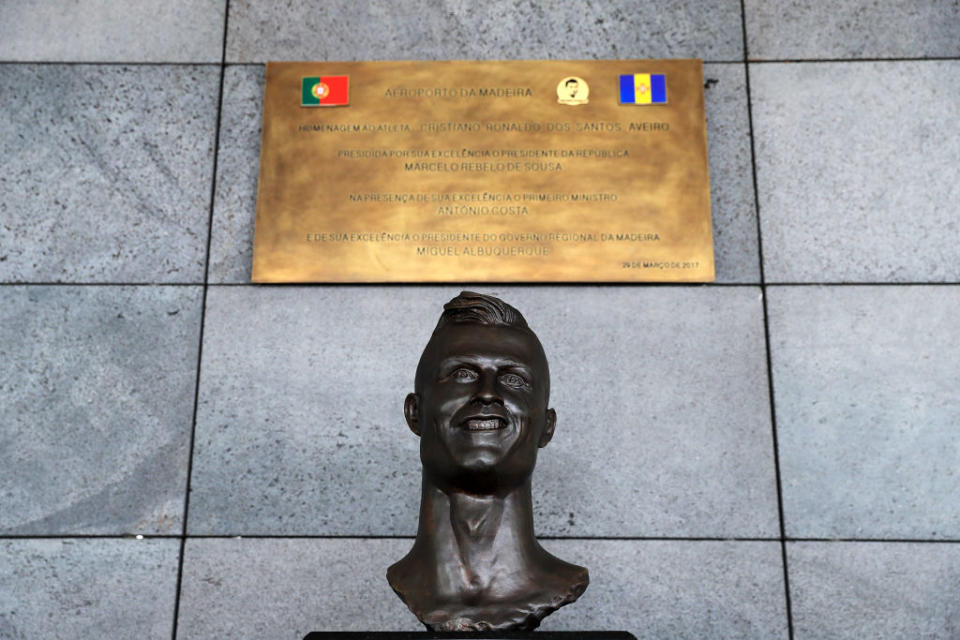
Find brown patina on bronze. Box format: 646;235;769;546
388;292;588;631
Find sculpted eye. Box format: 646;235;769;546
499;372;528;388
451;368;478;381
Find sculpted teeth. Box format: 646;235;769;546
465;418;504;431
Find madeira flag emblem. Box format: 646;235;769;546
301;76;349;106
619;73;666;105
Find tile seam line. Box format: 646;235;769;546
2;57;957;67
4;534;959;543
0;60;222;65
748;56;960;63
222;59;752;65
741;1;794;638
170;2;231;639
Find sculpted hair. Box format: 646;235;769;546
416;292;549;401
435;291;529;331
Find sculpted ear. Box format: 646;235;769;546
404;393;421;437
539;408;556;448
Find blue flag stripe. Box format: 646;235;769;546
619;74;635;103
651;74;666;103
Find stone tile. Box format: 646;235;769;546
176;538;419;638
752;61;960;283
208;65;263;283
0;286;201;534
0;1;224;62
768;286;960;538
703;63;760;283
528;287;778;537
188;286;429;535
189;286;778;537
226;0;743;63
745;0;960;60
0;538;179;639
540;540;788;639
177;538;787;639
0;65;219;283
788;542;960;639
210;64;758;284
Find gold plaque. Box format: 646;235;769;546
252;60;713;282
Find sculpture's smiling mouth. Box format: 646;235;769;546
460;416;507;431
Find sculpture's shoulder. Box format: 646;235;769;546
385;552;417;599
386;549;431;613
386;543;588;631
539;551;589;605
564;560;590;596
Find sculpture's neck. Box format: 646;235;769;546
415;476;540;595
389;473;589;631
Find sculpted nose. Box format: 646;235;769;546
475;372;502;405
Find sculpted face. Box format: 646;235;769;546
405;323;556;490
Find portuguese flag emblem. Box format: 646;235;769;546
301;76;349;106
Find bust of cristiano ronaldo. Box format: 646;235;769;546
387;291;588;631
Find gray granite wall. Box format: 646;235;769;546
1;1;959;639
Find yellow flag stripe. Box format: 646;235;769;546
634;73;652;104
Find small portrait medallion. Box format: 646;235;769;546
557;76;589;105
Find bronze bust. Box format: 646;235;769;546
387;292;588;631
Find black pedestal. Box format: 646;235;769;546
305;633;636;640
